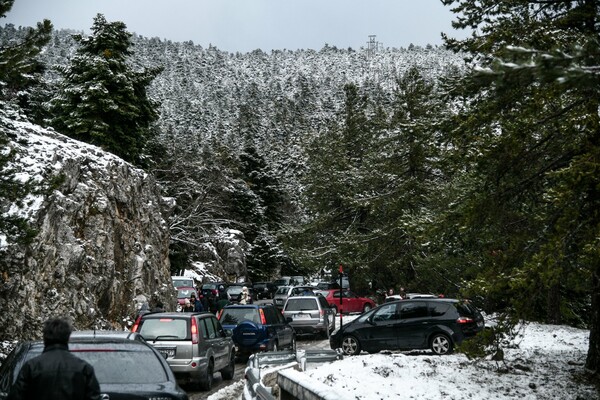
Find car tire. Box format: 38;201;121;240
430;334;453;355
341;335;361;356
199;360;214;391
221;354;235;380
363;304;372;312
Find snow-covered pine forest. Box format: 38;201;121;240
2;0;600;382
4;22;466;285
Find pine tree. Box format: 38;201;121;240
441;0;600;373
0;0;46;248
0;0;52;119
49;14;162;165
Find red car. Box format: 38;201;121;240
176;286;198;306
319;289;376;314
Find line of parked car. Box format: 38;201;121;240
0;275;486;397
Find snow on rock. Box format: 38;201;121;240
0;115;174;340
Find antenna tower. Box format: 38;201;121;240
367;35;382;59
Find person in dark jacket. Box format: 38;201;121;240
190;294;204;312
8;317;101;400
150;301;165;313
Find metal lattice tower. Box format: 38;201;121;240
367;35;381;59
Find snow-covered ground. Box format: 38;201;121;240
208;319;598;400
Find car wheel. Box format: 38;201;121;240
221;354;235;380
341;335;361;356
430;334;453;355
199;360;214;391
363;304;372;312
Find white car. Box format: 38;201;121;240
171;276;195;288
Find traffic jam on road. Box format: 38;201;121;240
0;274;485;400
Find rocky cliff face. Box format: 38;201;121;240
0;116;175;340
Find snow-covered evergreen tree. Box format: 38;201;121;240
48;14;162;165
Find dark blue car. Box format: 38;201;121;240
217;304;295;357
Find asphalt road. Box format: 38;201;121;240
186;299;332;400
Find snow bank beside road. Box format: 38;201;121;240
304;322;596;400
207;321;597;400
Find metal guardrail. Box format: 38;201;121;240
244;349;343;400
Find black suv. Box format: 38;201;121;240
252;282;278;300
330;298;484;356
218;304;295;358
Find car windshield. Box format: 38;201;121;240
285;298;318;311
70;342;169;384
138;317;189;340
219;308;260;325
202;284;217;290
273;279;289;286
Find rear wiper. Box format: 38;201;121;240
153;335;179;343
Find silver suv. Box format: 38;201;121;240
282;295;336;337
273;285;316;309
132;312;235;391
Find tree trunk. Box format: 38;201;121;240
546;284;561;325
585;264;599;375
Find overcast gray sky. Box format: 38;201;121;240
3;0;467;53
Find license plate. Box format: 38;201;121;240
294;314;310;319
158;348;176;358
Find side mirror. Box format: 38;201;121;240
224;329;233;337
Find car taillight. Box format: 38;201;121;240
259;308;267;325
457;316;474;324
131;315;142;332
191;317;199;344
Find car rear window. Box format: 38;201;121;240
138;317;189;340
172;278;194;288
285;298;318;311
219;308;259;325
455;302;477;317
70;343;169;384
275;286;290;294
177;288;196;299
